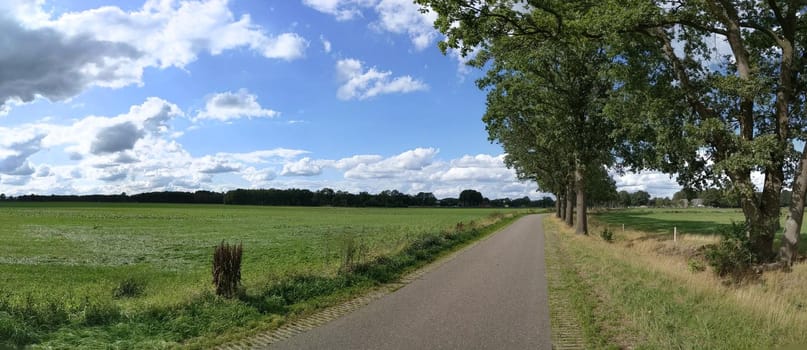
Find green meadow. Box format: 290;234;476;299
0;202;525;348
591;208;807;251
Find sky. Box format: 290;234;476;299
0;0;685;200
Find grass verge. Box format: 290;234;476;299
544;217;807;349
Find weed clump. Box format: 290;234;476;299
113;277;145;299
599;228;614;242
704;223;756;281
338;235;368;274
687;259;706;273
212;241;243;298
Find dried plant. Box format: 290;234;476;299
212;241;242;298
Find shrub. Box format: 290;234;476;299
599;228;614;242
687;259;706;273
113;278;145;299
212;241;243;298
704;223;756;281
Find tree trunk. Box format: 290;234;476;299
781;148;807;264
564;187;574;227
733;171;778;262
575;165;587;235
555;193;562;218
559;193;566;220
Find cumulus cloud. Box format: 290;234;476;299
90;122;144;155
343;147;437;179
0;0;308;111
613;171;681;198
336;59;427;100
99;170;128;182
320;34;332;53
281;157;324;176
0;16;140;110
0;134;44;175
373;0;438;50
302;0;438;50
242;167;277;184
302;0;373;21
195;156;241;174
196;89;279;121
43;97;183;158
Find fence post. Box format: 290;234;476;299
674;226;677;242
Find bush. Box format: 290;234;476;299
687;259;706;273
212;241;243;298
113;278;145;299
704;223;756;281
599;228;614;242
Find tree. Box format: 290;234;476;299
632;191;651;207
473;23;615;234
414;192;438;206
590;1;807;263
417;0;807;264
459;189;484;207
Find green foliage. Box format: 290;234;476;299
599;228;614;242
687;259;706;273
213;241;243;298
705;224;757;281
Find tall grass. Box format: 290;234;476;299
547;217;807;349
213;241;243;298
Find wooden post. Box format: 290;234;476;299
622;224;625;233
674;226;677;242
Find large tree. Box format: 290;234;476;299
477;35;615;234
417;0;807;263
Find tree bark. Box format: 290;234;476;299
559;193;566;220
781;148;807;264
574;165;587;235
555;193;562;218
564;187;574;227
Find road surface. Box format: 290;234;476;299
269;214;551;350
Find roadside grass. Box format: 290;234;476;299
0;203;531;348
545;216;807;349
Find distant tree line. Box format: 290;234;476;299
0;188;555;208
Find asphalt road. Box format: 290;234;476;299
269;214;551;350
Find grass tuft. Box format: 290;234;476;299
213;241;243;298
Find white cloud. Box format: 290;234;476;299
302;0;438;50
373;0;438;51
320;34;332;53
0;0;308;111
302;0;374;21
343;147;437;178
613;171;681;198
196;89;279;121
336;59;428;100
281;157;324;176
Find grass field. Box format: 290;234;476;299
0;203;527;348
544;217;807;349
591;208;807;252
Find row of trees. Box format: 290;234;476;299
419;0;807;264
0;189;555;208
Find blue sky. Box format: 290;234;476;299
0;0;682;199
